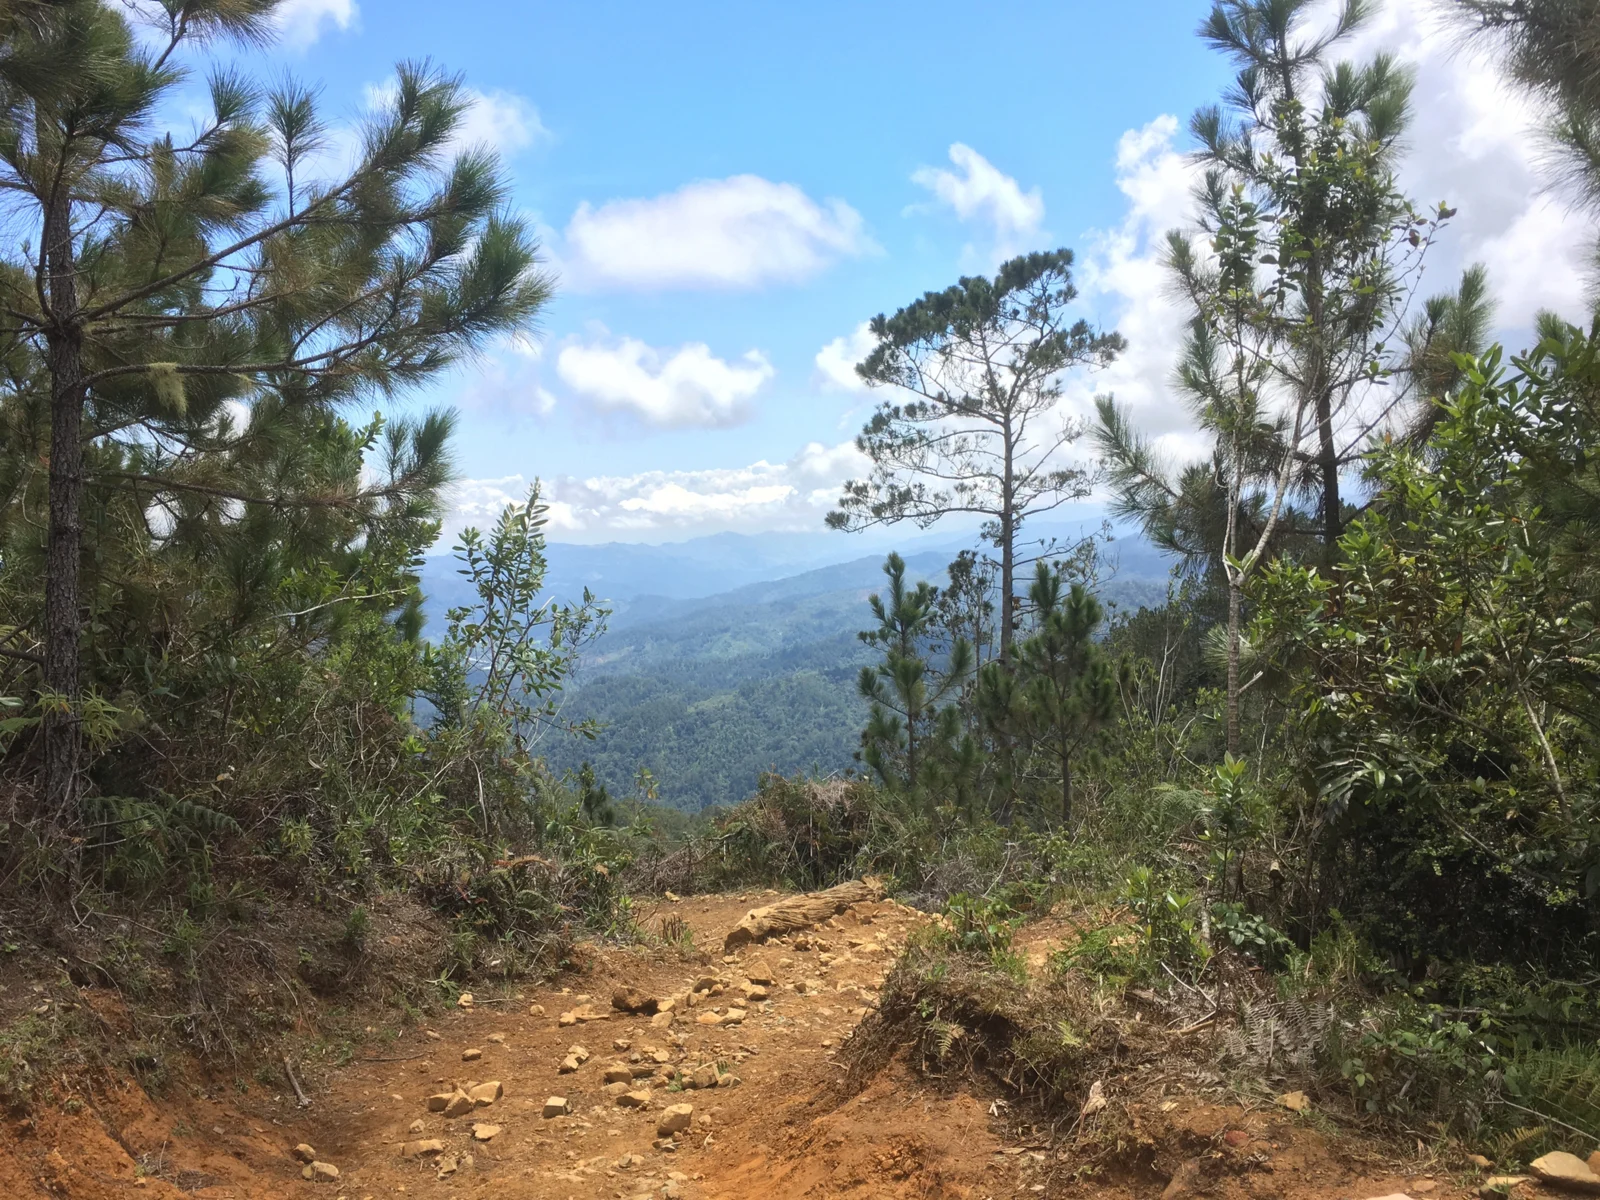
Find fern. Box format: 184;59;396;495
1503;1046;1600;1141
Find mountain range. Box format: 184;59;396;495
418;523;1175;811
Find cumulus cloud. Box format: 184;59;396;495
359;81;548;160
562;176;874;291
814;322;878;393
1334;0;1590;325
274;0;356;48
555;332;774;428
1064;3;1593;483
453;89;550;157
440;440;870;544
911;144;1047;264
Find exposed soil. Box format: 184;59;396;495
0;893;1521;1199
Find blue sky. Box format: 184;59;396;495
218;0;1586;546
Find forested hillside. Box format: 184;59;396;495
421;544;1170;809
3;0;1600;1187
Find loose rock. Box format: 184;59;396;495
442;1091;475;1119
616;1089;651;1108
612;986;659;1014
542;1096;570;1118
461;1048;482;1062
467;1080;502;1106
657;1103;693;1136
301;1161;340;1182
471;1123;501;1141
400;1139;443;1159
603;1064;634;1084
1531;1152;1600;1193
291;1144;317;1163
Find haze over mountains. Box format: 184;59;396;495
418;523;1176;811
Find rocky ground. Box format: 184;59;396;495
0;891;1588;1200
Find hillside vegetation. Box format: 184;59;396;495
0;0;1598;1187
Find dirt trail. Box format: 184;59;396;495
1;894;1474;1200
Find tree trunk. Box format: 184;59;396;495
1000;418;1015;664
42;178;86;825
1061;754;1073;826
1225;574;1241;757
1315;385;1341;555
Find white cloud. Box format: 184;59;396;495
555;332;774;429
1066;4;1594;486
441;440;870;544
274;0;356;48
454;89;550;158
1068;115;1208;461
562;176;874;291
1333;0;1590;326
814;322;878;393
911;144;1047;264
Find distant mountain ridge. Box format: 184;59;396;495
417;524;1176;811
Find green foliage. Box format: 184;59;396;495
941;892;1019;956
830;249;1123;656
857;552;973;801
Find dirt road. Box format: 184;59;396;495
0;893;1475;1200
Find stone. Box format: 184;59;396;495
613;1038;632;1051
693;976;718;993
1592;1154;1600;1178
487;1032;505;1044
471;1124;501;1141
302;1161;339;1182
1482;1177;1532;1196
689;1064;718;1089
291;1144;317;1163
436;1154;458;1178
408;1119;425;1134
616;1089;651;1108
603;1064;634;1084
542;1096;570;1118
461;1048;482;1062
721;1008;747;1024
650;1010;676;1028
558;1055;581;1073
457;992;474;1009
657;1103;693;1136
1222;1129;1249;1148
1531;1152;1600;1192
558;1011;577;1027
442;1091;475;1119
467;1081;502;1106
1276;1090;1310;1113
568;1044;591;1063
630;1064;656;1078
654;1136;679;1152
602;1081;632;1099
696;1012;725;1026
741;983;769;1002
426;1090;459;1112
528;1003;545;1017
400;1139;443;1159
612;986;659;1014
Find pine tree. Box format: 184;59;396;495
0;2;550;826
828;250;1123;662
980;562;1115;825
1095;0;1462;752
856;553;972;795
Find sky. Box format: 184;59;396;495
200;0;1591;548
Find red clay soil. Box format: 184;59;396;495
0;894;1525;1200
